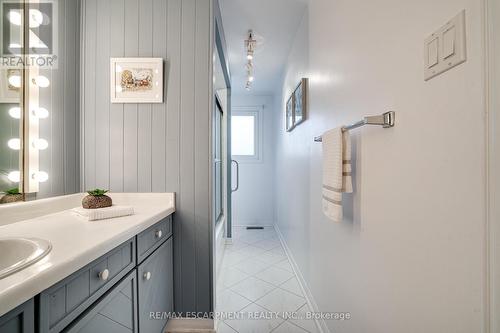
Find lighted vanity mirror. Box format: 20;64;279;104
0;0;80;204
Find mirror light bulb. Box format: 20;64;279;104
8;75;21;88
247;54;253;60
32;171;49;183
8;171;20;183
9;107;21;119
32;138;48;150
7;10;21;26
248;76;254;82
32;107;49;119
32;75;50;88
7;138;20;150
29;9;43;28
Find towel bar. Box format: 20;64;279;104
314;111;395;142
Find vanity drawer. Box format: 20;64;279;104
62;270;137;333
39;238;136;333
136;215;172;263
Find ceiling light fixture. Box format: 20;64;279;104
244;30;257;91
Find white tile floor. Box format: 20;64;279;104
216;227;319;333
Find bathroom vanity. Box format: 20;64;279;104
0;193;175;333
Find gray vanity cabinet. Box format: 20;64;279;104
137;237;173;333
0;214;173;333
0;299;34;333
63;271;137;333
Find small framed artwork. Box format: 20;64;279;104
286;94;295;131
0;69;21;103
110;58;163;103
293;78;307;127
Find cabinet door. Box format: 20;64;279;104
137;237;173;333
64;271;137;333
0;299;34;333
40;238;136;333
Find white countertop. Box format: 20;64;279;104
0;192;175;317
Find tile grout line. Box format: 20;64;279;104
273;224;328;333
217;227;315;333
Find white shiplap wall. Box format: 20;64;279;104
82;0;213;313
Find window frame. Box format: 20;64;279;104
231;106;263;163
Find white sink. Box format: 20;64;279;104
0;238;52;279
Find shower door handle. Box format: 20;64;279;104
231;160;239;192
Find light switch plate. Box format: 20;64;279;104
427;37;439;67
424;10;466;81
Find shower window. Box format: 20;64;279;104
231;107;262;161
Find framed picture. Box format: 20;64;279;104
293;78;307;127
0;69;21;103
286;94;295;131
110;58;163;103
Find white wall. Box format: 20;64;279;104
232;94;275;226
275;1;487;332
487;0;500;331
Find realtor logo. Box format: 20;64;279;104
0;0;58;68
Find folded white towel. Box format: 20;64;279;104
71;205;134;221
322;127;352;222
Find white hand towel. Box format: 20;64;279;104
322;128;352;222
71;205;134;221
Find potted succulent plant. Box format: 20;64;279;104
82;189;112;209
0;187;23;204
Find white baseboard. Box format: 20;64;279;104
164;318;214;333
274;224;330;333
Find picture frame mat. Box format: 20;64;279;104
110;57;164;103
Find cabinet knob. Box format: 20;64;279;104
98;269;110;281
155;230;162;239
144;271;152;280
